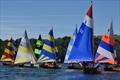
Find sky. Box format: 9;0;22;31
0;0;120;40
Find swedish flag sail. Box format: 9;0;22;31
1;38;14;63
37;28;56;62
34;35;44;60
14;30;36;64
64;27;78;63
68;4;94;61
95;21;117;64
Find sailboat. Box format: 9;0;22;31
37;28;61;69
14;30;36;67
0;38;15;66
34;34;44;61
67;3;100;74
95;21;120;71
64;27;82;69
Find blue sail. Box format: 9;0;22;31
55;47;62;64
68;4;94;62
37;28;56;62
64;27;78;63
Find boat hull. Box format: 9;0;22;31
1;62;15;67
40;62;61;69
16;64;39;68
68;63;83;69
104;67;120;71
83;67;101;74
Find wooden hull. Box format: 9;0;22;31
17;64;39;68
40;63;61;69
83;67;101;74
104;67;120;71
68;64;83;69
112;67;120;71
2;62;15;67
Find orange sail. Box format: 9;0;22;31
95;21;117;64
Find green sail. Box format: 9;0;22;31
34;35;44;60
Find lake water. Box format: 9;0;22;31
0;66;120;80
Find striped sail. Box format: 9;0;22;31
13;39;20;60
68;4;94;62
14;30;36;64
34;34;44;60
64;27;78;63
1;38;14;62
55;47;62;64
37;28;56;62
95;21;117;64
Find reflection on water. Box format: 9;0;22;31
0;66;120;80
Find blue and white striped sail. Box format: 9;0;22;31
37;28;56;62
68;4;94;62
64;27;78;63
95;21;117;64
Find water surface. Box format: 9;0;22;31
0;66;120;80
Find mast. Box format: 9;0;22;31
91;1;95;59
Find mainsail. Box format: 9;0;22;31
55;47;62;64
37;28;56;62
64;27;78;63
68;4;94;62
95;21;117;64
13;39;20;60
34;34;44;60
14;30;36;64
1;38;14;62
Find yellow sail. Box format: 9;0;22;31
1;38;14;62
14;30;36;64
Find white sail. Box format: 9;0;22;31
14;30;36;64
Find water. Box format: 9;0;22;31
0;66;120;80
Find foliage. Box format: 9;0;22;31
0;35;120;63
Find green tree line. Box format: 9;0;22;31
0;35;120;63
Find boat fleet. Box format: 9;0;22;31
0;3;120;74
